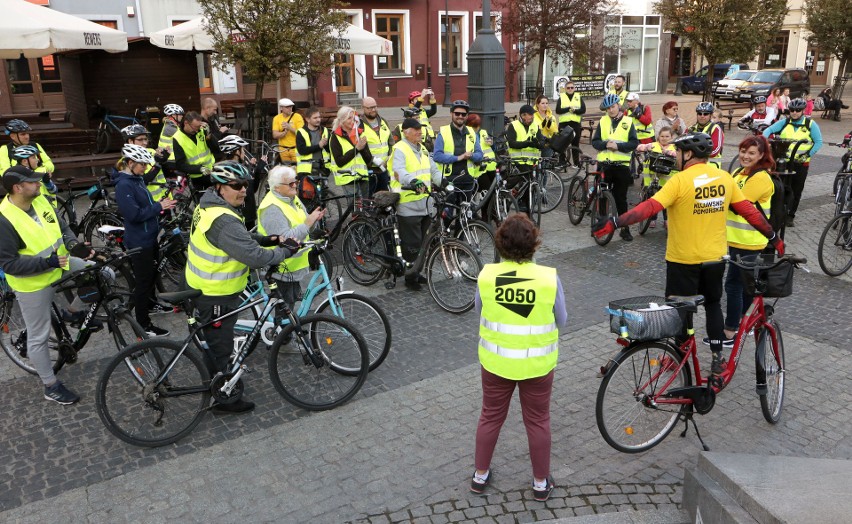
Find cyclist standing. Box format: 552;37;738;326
625;93;655;145
762;97;823;227
592;133;784;381
689;102;724;168
406;89;438;151
433;100;482;198
9;145;57;204
118;124;170;202
0;120;55;199
591;93;639;241
271;98;304;164
738;95;777;129
184;161;297;413
157;103;185;170
607;74;631;109
329;106;373;197
359;97;395;193
172;111;218;191
295;107;332;179
506;105;544;213
218;134;260;230
554;80;585;165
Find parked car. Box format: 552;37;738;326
712;70;758;100
680;63;750;94
733;68;810;102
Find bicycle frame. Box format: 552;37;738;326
102;113;140;133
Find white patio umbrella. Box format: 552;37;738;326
0;0;128;59
150;17;392;56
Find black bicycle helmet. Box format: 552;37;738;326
450;100;470;112
218;135;249;155
210;160;252;184
121;124;149;141
672;132;713;158
5;119;31;134
401;107;419;119
788;98;807;111
11;145;39;160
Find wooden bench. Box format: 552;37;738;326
581;112;606;144
715;101;752;130
0;127;115;183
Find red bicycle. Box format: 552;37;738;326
595;254;807;453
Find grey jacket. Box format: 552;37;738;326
257;191;313;280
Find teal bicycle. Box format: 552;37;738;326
235;237;391;371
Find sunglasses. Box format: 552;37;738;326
697;112;713;116
452;112;468;117
226;181;249;190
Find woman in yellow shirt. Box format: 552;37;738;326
533;95;558;159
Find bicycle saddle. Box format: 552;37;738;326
159;289;202;305
666;294;704;311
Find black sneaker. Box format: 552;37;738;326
701;336;734;349
620;227;633;242
144;324;170;337
470;469;492;494
404;278;422;291
786;216;795;227
148;302;173;315
62;309;103;331
416;274;428;284
44;381;80;405
211;398;255;414
532;476;555;502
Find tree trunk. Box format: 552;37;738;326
833;57;848;97
535;47;546;100
253;80;265;143
703;59;716;102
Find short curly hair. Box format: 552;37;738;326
495;214;541;262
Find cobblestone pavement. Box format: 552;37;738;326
0;124;850;523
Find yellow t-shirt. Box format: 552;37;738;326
272;111;305;149
651;162;746;265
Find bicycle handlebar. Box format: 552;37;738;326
725;253;807;271
51;247;142;289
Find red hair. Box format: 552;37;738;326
466;113;482;128
738;135;775;174
662;101;678;113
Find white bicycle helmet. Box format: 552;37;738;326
163;104;185;116
11;145;40;160
122;143;155;165
218;135;249;154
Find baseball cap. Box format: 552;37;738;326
402;118;423;130
626;93;640;101
278;98;295;107
2;165;42;192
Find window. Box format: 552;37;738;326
759;31;788;69
474;14;498;34
6;57;33;94
375;13;405;73
37;56;62;93
92;20;118;30
440;15;464;73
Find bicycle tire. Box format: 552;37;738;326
95;126;111;154
96;339;211;447
817;214;852;277
82;211;124;250
638;186;658;236
155;241;187;294
539;169;565;213
487;189;518;227
341;219;386;286
315;293;391;371
566;176;588;225
757;320;785;424
727;156;741;174
455;219;498;264
267;313;369;410
528;183;542;227
629;152;644;179
596;342;691;453
0;296;66;375
834;175;851;216
110;310;149;350
592;191;617;246
54;195;76;233
426;238;483;314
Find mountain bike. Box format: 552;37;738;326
93;106;142;154
817;210;852;277
565;159;622;246
827;142;852;216
595;254;807;453
95;268;369;447
52;175;123;249
538;156;566;213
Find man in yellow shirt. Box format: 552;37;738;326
271;98;304;164
593;132;784;380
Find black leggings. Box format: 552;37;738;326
666;261;726;352
130;244;158;328
558;122;583;165
603;164;632;216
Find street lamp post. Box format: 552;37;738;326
467;0;506;138
443;0;452;107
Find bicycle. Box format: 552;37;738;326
93;106;142;154
246;139;286;202
0;249;145;376
817;209;852;277
827;142;852;216
636;152;676;235
595;253;807;453
538;156;566;213
565;159;623;246
342;187;485;313
52;175;123;249
442;178;499;264
94;267;369;447
234;237;391;371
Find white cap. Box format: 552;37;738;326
278;98;294;107
626;93;640;101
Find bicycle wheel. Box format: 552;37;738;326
487;189;518;226
315;293;391;371
527;183;542;227
592;191;617;246
267;313;368;410
566;176;588;225
817;214;852;277
155;241;187;294
96;339;211;447
426;238;483;314
757;320;785;424
456;219;498;264
539;169;565;213
629;152;643;179
341;219;386;286
0;297;65;375
596;342;691;453
834;175;851;216
110;310;148;350
727;156;741;174
95;125;111;154
83;211;124;250
54;195;76;232
637;187;658;236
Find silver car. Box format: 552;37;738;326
712;70;758;100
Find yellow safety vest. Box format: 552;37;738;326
416;108;435;139
143;148;168;202
185;206;248;296
361;118;393;167
438;125;476;177
331;133;368;186
608;88;629;108
0;195;69;292
633;107;655;142
643;142;677;186
0;142;54;174
596;116;634;163
257;192;311;274
508;120;541;166
778;118;814;161
172;128;214;178
391;141;432;204
157;121;179;162
726;168;772;249
478;261;558;381
296;127;332;175
469;129;495;179
558;92;582;124
690;121;723;163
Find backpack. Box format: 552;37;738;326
813;96;825;111
743;169;786;233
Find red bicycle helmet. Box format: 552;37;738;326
408;91;422;102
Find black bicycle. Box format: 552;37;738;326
565;159;623;246
637;153;677;235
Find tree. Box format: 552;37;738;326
654;0;788;100
496;0;616;94
804;0;852;93
198;0;347;138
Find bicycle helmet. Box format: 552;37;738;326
5;119;31;134
599;93;621;110
401;107;419;119
672;132;713;158
450;100;470;112
695;101;715;114
210;160;252;184
788;98;807;111
11;145;39;160
121;143;155;165
163;103;185;116
120;124;149;141
752;95;768;105
218;134;249;154
408;91;422;102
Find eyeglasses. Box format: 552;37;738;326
697;112;713;116
226;181;249;190
286;181;299;188
452;112;468;117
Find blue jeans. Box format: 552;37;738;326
724;246;762;331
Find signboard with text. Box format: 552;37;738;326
552;74;615;99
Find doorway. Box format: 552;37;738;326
5;56;65;113
334;15;356;94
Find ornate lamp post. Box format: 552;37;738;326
467;0;506;137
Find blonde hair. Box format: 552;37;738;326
332;106;356;131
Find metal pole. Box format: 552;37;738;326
674;35;684;97
443;0;452;106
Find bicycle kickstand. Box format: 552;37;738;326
678;409;711;451
384;274;397;290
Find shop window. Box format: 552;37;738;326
440;15;464;73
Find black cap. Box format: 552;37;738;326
2;165;42;192
519;104;535;115
402;118;423;130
